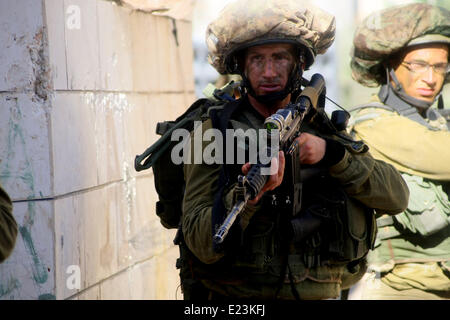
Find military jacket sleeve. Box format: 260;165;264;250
351;108;450;180
329;147;409;216
0;184;18;263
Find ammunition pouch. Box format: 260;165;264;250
293;176;376;267
390;174;450;238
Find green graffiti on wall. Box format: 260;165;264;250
0;97;49;299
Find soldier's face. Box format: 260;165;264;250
244;43;296;96
394;44;449;103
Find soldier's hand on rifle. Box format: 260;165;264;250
296;133;326;165
241;151;285;205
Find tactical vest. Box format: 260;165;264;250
349;93;450;272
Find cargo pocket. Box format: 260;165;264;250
343;197;374;262
319;189;373;263
394;174;449;236
232;220;275;274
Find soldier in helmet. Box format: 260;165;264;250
179;0;409;300
347;3;450;300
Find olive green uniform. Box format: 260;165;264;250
349;99;450;299
0;183;18;263
182;98;409;300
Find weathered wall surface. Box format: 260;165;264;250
0;0;194;299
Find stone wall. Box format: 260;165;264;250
0;0;195;299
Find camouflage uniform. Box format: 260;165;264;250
348;3;450;300
180;0;409;300
0;183;17;263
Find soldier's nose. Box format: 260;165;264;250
422;67;437;86
262;60;277;78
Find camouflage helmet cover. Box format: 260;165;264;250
351;3;450;87
206;0;336;75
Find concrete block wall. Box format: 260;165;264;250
0;0;195;299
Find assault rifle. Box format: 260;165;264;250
213;73;327;245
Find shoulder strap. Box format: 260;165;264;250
203;80;242;102
347;102;395;129
208;99;244;253
347;102;396;114
348;101;437;130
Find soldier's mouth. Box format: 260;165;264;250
416;88;435;97
259;84;282;92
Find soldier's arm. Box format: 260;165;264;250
353;109;450;180
297;130;409;215
182;153;224;264
329;149;409;216
0;184;18;263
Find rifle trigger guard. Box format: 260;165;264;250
234;175;247;202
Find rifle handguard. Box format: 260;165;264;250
245;163;270;199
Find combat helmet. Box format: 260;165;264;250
205;0;335;104
351;3;450;88
206;0;335;75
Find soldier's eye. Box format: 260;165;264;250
250;56;263;63
409;62;428;70
434;63;449;74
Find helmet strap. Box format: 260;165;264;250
380;68;433;112
437;94;444;110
